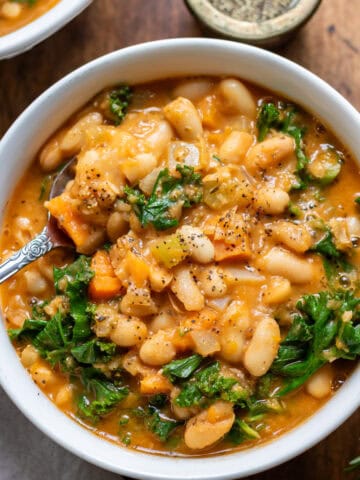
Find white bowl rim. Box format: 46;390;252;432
0;38;359;479
0;0;92;60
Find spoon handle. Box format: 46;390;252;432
0;228;54;284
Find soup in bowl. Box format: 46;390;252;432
0;0;92;59
0;39;359;479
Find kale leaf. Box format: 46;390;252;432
146;406;181;442
310;230;353;280
108;85;132;125
125;164;203;230
271;290;360;395
226;419;260;445
257;103;280;141
78;372;129;422
174;361;249;408
8;256;125;425
54;255;94;341
162;354;203;382
71;339;117;364
9;319;47;341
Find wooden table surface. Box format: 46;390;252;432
0;1;359;479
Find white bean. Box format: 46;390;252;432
145;120;173;157
243;317;281;377
164;97;203;141
21;345;40;368
55;385;73;406
254;186;290;215
219;131;254;164
1;2;21;19
110;315;148;347
122;152;157;184
220;301;249;363
139;331;176;366
263;276;292;305
306;366;333;399
245;135;295;172
171;267;204;311
218;78;257;119
30;363;57;388
268;221;313;253
39;136;64;172
24;270;48;296
184;401;235;450
261;247;315;284
106;211;128;243
173;79;213;102
60;112;103;155
150;311;177;333
198;266;227;298
177;226;214;264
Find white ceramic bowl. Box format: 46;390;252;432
0;0;92;60
0;38;359;479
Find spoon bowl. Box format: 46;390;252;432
0;158;75;284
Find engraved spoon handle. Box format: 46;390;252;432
0;227;55;284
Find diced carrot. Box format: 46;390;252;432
213;239;251;261
45;194;90;248
89;251;122;300
125;251;150;287
140;373;173;395
91;250;115;276
197;95;222;130
170;329;194;352
180;308;218;332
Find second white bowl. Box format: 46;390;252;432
0;0;92;60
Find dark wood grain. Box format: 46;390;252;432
0;1;359;479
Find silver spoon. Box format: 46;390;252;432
0;159;76;284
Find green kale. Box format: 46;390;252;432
257;102;280;141
38;175;51;201
8;318;47;341
125;164;203;230
355;197;360;206
71;339;117;364
175;383;203;407
148;394;168;409
226;419;260;445
146;406;181;442
282;110;308;172
8;302;49;341
162;354;203;382
78;370;128;422
174;362;249;408
310;230;353;280
271;290;360;395
121;433;131;446
54;256;94;341
33;311;68;353
247;398;284;416
108;85;132;125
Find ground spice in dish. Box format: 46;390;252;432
208;0;299;22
